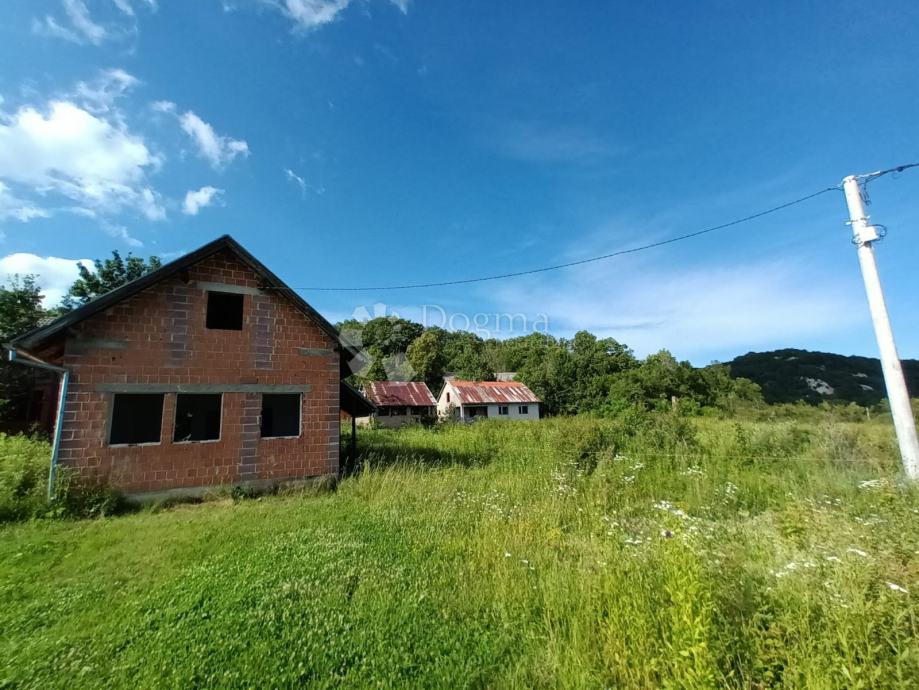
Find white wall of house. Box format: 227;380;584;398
483;403;539;420
436;383;458;419
435;383;539;420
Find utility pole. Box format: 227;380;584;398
842;174;919;479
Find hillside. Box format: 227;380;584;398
727;348;919;406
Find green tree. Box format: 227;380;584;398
360;317;424;356
0;275;46;342
0;276;50;426
441;331;492;381
406;328;447;391
61;251;162;310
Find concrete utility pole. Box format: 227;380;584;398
842;174;919;479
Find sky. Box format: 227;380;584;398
0;1;918;365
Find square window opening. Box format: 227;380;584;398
174;394;222;442
110;394;164;445
518;405;529;415
261;394;301;438
206;291;244;330
498;405;509;416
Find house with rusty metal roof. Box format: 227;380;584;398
362;381;437;428
437;380;540;421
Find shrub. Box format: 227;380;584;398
0;433;51;522
52;471;126;519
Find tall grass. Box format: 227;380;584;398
0;433;50;521
1;415;917;688
346;416;918;687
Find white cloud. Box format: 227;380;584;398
33;0;108;45
75;69;139;113
100;222;143;247
0;253;93;306
179;111;249;169
0;182;50;223
151;100;176;114
272;0;412;30
281;0;352;29
0;99;165;221
490;255;861;363
111;0;135;16
182;186;223;215
33;0;157;45
285;168;307;195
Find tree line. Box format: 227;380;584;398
0;249;763;423
338;316;764;416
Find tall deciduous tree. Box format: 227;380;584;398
406;328;447;391
0;275;50;426
0;275;46;342
61;251;162;310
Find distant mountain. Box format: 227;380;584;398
726;348;919;406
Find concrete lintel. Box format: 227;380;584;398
96;383;311;394
193;281;264;296
298;347;334;357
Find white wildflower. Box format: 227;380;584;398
858;479;884;490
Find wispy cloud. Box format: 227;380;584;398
74;68;139;113
32;0;156;46
284;168;324;197
491;121;619;164
179;111;249;169
489;253;860;362
269;0;414;31
182;185;223;215
0;182;51;223
43;0;107;45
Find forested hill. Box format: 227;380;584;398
727;349;919;406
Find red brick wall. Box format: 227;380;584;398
54;250;341;494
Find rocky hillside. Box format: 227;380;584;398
727;348;919;406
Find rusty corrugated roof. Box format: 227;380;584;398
366;381;437;407
449;380;541;405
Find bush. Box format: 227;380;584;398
52;471;127;519
0;433;51;522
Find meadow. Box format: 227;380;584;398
1;414;918;689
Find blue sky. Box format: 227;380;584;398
1;1;917;364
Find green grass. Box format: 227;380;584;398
2;416;918;688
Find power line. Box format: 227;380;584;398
285;185;840;292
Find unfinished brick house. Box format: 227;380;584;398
7;235;373;498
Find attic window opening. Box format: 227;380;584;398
109;394;164;445
206;291;244;330
174;394;222;442
261;394;301;438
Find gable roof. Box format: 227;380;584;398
365;381;436;407
447;380;541;405
8;235;361;374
